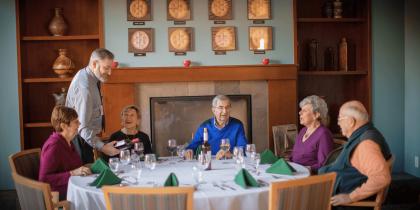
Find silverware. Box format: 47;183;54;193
257;179;269;187
221;183;236;191
212;182;226;190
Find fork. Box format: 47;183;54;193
212;182;226;190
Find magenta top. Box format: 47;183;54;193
290;125;334;171
39;132;82;200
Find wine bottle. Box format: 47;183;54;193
201;128;212;170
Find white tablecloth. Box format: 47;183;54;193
67;158;310;210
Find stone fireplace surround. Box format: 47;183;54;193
102;64;297;153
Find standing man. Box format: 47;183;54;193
66;48;120;164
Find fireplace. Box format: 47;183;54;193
150;95;252;156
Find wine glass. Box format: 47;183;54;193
120;149;131;165
133;142;144;159
177;145;185;159
130;149;140;163
144;154;156;171
245;144;256;158
253;153;261;175
131;161;142;184
167;139;177;160
220;138;230;159
109;158;120;173
233;146;243;160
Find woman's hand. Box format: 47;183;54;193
184;149;194;160
70;166;92;176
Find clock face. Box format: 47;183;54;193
249;26;272;50
127;0;151;21
169;28;191;52
211;0;229;17
212;27;236;51
128;28;154;53
168;0;190;20
248;0;271;20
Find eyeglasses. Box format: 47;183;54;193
213;106;231;111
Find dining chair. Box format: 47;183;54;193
269;172;336;210
272;124;297;158
102;186;194;210
340;155;395;210
9;148;41;180
11;172;70;210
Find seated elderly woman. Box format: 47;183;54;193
290;95;334;172
105;105;152;159
39;106;91;200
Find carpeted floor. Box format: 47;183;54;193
2;173;419;210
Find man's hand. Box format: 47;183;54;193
215;150;232;160
101;141;120;156
331;193;352;206
184;149;193;160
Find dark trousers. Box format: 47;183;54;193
72;134;94;164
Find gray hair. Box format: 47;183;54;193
89;48;114;63
212;95;231;107
341;102;369;122
299;95;329;126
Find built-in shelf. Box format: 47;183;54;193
24;122;52;128
297;18;365;23
22;35;99;41
298;70;368;76
23;77;73;83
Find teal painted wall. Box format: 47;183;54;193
0;0;21;189
371;0;405;172
404;0;420;176
104;0;294;66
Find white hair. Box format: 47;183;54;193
212;95;231;107
89;48;114;64
341;103;369;122
299;95;329;126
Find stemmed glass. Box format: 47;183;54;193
220;138;230;160
245;144;256;158
253;153;261;175
167;139;177;160
233;146;244;160
120;150;131;165
109;158;120;173
144;154;157;171
133;142;144;159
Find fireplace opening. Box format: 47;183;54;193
150;95;252;156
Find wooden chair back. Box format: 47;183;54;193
103;186;194;210
9;148;41;180
11;172;69;210
269;172;336;210
272;124;297;158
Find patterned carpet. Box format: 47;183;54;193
1;173;419;210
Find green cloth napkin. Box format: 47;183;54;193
90;158;109;174
164;172;179;187
265;158;296;175
234;168;259;189
260;149;278;164
90;168;121;188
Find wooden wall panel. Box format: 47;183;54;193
102;84;135;137
268;80;297;150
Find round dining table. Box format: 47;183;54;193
67;157;310;210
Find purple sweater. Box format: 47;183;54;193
39;132;82;200
290;125;334;171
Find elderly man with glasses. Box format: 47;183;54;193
184;95;248;159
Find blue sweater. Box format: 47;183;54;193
186;117;248;155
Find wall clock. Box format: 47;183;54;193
127;0;151;21
249;26;273;51
128;28;154;53
209;0;232;20
167;0;191;21
212;26;236;51
168;27;193;52
248;0;271;20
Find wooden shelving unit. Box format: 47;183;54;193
16;0;104;149
295;0;371;133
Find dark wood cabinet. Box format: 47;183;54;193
294;0;371;133
16;0;104;149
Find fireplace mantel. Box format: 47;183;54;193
102;64;298;151
107;64;297;83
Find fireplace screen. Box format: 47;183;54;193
150;95;252;156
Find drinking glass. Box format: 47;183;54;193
167;139;177;160
220;138;230;159
130;149;140;163
253;153;261;175
245;144;256;158
133;142;144;159
120;149;131;165
144;154;157;171
131;161;142;183
109;158;120;173
233;146;243;160
177;145;185;159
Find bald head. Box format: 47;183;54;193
340;100;369;124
